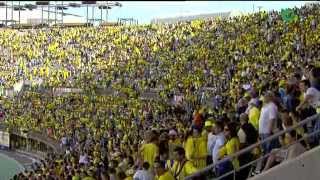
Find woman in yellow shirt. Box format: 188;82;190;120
216;122;240;179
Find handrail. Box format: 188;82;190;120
185;113;320;180
213;128;320;180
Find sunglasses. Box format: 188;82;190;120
224;128;230;131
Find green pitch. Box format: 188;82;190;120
0;153;24;180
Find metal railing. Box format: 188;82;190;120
185;113;320;180
0;124;63;156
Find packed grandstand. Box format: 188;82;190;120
0;2;320;180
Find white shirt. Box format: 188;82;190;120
259;102;278;134
133;170;154;180
237;129;246;144
212;132;225;165
305;87;320;109
61;137;67;145
79;154;89;164
207;132;217;155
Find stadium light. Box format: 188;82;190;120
81;1;97;5
13;2;26;27
35;1;49;6
13;5;26;11
98;5;112;23
24;4;37;10
82;1;97;24
56;5;68;10
0;2;7;26
115;2;122;7
69;3;81;8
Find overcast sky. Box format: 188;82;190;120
0;1;314;24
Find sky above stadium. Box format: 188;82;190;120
0;1;315;24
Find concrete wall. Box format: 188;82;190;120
250;146;320;180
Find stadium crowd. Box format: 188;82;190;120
0;3;319;180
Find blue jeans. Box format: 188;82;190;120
215;160;233;180
260;133;279;155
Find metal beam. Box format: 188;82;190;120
5;1;7;26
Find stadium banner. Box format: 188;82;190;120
0;130;10;148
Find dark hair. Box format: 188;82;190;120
226;122;238;138
174;146;185;157
109;168;116;174
117;171;126;179
142;162;150;170
154;160;166;169
300;79;310;88
288;130;297;139
311;67;320;79
215;121;224;131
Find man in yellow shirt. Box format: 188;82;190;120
139;131;159;167
170;147;198;180
154;160;175;180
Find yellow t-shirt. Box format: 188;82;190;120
159;171;175;180
170;161;198;180
140;143;159;166
219;137;240;170
83;177;95;180
249;107;260;130
124;177;133;180
184;137;194;160
192;136;207;169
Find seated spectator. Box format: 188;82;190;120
263;130;306;171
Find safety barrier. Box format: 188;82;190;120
0;124;63;160
185;113;320;180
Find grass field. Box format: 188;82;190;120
0;153;24;180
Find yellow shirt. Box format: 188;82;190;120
184;137;194;160
219;137;240;169
159;171;175;180
170;161;198;180
140;143;159;166
249;107;260;130
192;136;207;169
83;177;95;180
